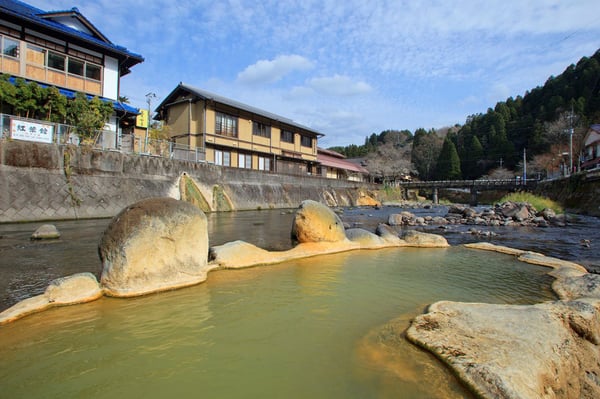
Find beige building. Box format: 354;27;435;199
156;83;323;175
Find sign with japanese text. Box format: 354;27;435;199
10;119;54;144
136;109;149;128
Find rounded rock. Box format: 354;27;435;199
291;200;346;243
99;197;210;297
31;224;61;240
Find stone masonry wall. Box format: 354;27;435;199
0;140;379;223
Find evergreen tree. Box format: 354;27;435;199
435;137;462;180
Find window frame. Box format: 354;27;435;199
252;121;271;138
2;36;19;58
301;135;312;148
215;112;238;137
281;129;294;143
238;153;252;169
215;149;231;166
47;51;66;71
257;156;271;171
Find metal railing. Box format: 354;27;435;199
1;113;206;163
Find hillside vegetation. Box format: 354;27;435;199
330;49;600;182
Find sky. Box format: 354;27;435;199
27;0;600;147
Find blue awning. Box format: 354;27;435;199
7;76;139;115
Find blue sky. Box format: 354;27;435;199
28;0;600;147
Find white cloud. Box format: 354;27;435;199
307;75;372;96
237;55;314;84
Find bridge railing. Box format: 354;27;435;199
397;178;538;189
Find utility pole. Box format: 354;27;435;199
523;148;527;184
145;92;157;153
499;157;503;168
568;105;574;175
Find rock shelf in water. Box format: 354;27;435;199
406;242;600;399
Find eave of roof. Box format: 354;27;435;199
0;0;143;68
158;83;324;137
318;153;368;174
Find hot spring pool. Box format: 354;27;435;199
0;247;556;398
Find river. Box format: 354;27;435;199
0;204;598;312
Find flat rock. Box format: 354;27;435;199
0;272;102;324
406;299;600;399
402;230;449;247
345;228;386;247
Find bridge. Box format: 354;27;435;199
396;178;538;205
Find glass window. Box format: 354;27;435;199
215;112;237;137
68;58;84;76
2;37;19;58
86;63;101;80
215;150;231;166
47;51;65;71
238;153;252;169
258;156;271;171
281;130;294;143
252;121;271;138
301;135;312;147
223;151;231;166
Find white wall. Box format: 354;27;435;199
103;56;119;100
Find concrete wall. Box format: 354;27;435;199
535;170;600;217
0;140;379;223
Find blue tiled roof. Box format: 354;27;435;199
0;0;143;68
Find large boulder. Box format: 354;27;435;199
291;200;347;243
99;197;212;297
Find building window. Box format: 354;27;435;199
252;121;271;138
258;156;271;171
85;63;101;81
215;112;238;137
238;153;252;169
47;51;66;71
301;135;312;148
215;150;231;166
68;58;84;75
281;129;294;143
2;37;19;58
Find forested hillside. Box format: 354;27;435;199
330;48;600;181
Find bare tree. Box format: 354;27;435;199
364;141;414;183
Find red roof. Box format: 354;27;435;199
318;153;368;174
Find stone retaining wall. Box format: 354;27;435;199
0;140;379;223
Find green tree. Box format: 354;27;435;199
462;135;484;179
42;86;67;122
66;93;114;144
0;74;17;111
435;137;462;180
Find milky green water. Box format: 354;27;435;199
0;247;556;399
